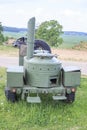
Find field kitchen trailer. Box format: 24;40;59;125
5;17;81;103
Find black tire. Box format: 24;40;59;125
5;88;17;103
66;92;75;103
34;40;51;53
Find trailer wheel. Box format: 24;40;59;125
5;88;17;102
34;40;51;53
66;92;75;103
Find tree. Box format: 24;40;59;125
35;20;63;47
0;22;3;33
0;22;4;44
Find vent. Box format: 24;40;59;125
50;76;58;87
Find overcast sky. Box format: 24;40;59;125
0;0;87;32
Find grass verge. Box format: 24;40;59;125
0;45;18;56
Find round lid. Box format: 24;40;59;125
34;52;54;58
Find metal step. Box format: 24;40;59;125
53;95;66;100
27;96;41;103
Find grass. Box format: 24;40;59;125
72;42;87;51
0;67;87;130
0;45;19;56
3;31;26;39
59;34;87;48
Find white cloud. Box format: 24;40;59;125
0;0;87;32
62;10;81;16
35;8;43;16
15;9;25;15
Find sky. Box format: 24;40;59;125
0;0;87;32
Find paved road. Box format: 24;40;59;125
0;56;87;75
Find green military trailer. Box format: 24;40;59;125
5;17;81;103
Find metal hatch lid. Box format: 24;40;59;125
7;66;24;73
63;66;81;72
33;52;54;58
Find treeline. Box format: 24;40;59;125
0;22;9;45
3;26;27;32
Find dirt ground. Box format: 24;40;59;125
52;48;87;62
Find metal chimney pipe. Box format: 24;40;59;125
27;17;35;60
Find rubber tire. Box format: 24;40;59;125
5;88;17;103
34;39;51;53
66;92;75;103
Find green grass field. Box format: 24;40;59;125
0;67;87;130
59;34;87;48
3;31;26;39
0;45;19;57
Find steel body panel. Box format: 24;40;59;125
7;66;24;87
62;66;81;87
